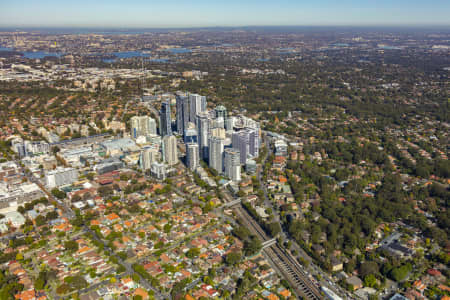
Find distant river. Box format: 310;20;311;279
23;51;62;59
0;47;62;58
378;45;401;50
0;46;172;62
113;51;148;58
164;48;191;54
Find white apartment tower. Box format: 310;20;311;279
140;147;159;170
131;116;156;138
162;135;178;166
224;148;241;182
186;143;199;171
208;136;224;174
196;111;210;160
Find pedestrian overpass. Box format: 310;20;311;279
261;238;276;249
222;198;242;208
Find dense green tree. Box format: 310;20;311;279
64;240;79;253
225;251;242;266
51;188;66;199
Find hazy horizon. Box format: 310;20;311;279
1;25;450;35
1;0;449;28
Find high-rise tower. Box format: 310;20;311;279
196;111;210;160
224;148;241;182
162;135;178;166
208;136;224;174
189;94;206;123
160;100;172;137
140;147;158;170
186;143;199;171
176;93;189;135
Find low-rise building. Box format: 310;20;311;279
45;167;78;188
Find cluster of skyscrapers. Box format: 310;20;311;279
174;92;260;182
131;91;260;182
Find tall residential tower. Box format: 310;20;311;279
186;143;199;171
208;136;224;174
160;100;172;137
189;93;207;123
162;135;178;166
224;148;241;182
196;111;210;160
176;94;189;135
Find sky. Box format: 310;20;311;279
0;0;449;28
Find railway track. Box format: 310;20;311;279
233;205;323;300
266;245;322;299
234;206;269;240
